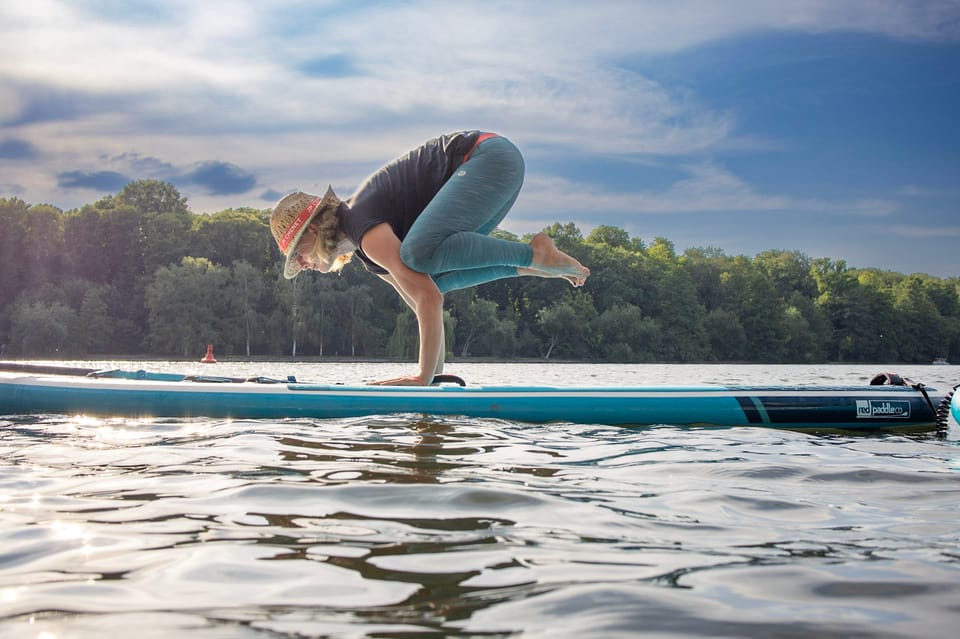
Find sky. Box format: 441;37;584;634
1;0;958;277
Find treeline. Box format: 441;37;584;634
1;180;957;363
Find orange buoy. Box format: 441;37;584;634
200;344;217;363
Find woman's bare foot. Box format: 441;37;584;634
517;267;586;287
518;233;590;286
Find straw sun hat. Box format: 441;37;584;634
270;186;343;279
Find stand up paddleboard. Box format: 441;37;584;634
0;363;954;432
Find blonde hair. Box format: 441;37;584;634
328;252;353;272
307;201;353;272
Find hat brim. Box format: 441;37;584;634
283;253;305;279
281;186;340;279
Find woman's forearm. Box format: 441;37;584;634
434;322;445;376
362;224;447;385
415;292;445;384
376;271;443;384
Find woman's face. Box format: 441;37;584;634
292;227;333;273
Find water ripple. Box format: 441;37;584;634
2;362;960;637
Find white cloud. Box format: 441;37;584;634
1;0;957;215
0;0;273;91
897;184;960;198
518;163;898;219
886;224;960;238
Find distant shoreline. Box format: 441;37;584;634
2;356;952;367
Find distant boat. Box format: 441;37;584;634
932;357;950;365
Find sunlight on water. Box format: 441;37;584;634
0;362;958;637
48;520;88;542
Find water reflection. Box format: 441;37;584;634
1;364;959;637
240;419;549;632
277;418;561;486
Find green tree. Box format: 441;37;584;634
595;303;661;361
583;240;652;312
717;256;784;361
485;315;518;357
779;305;823;363
386;309;455;361
586;225;631;250
21;204;65;289
9;301;77;355
0;198;30;341
754;249;818;299
77;285;120;354
145;257;231;356
646;241;709;361
339;285;377;357
681;246;730;312
891;275;946;362
225;261;267;357
117;179;188;216
813;259;897;361
191;208;274;271
7;185;960;364
387;308;418;359
62;199;151;352
455;296;499;357
145;210;194;275
537;292;597;359
703;308;747;362
542;222;584;248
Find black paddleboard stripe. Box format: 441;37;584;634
736;396;764;423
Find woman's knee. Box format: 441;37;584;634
484;139;524;188
400;235;438;272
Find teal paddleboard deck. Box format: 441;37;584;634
0;368;948;431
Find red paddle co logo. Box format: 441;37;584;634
856;399;911;419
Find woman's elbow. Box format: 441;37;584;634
414;286;443;311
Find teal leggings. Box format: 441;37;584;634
399;136;532;293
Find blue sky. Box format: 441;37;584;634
1;0;958;277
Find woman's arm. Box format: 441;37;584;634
377;272;445;379
377;272;417;311
362;223;445;385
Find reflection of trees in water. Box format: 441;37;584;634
277;420;560;485
255;511;531;630
246;419;557;632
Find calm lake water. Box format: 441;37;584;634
1;362;959;638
